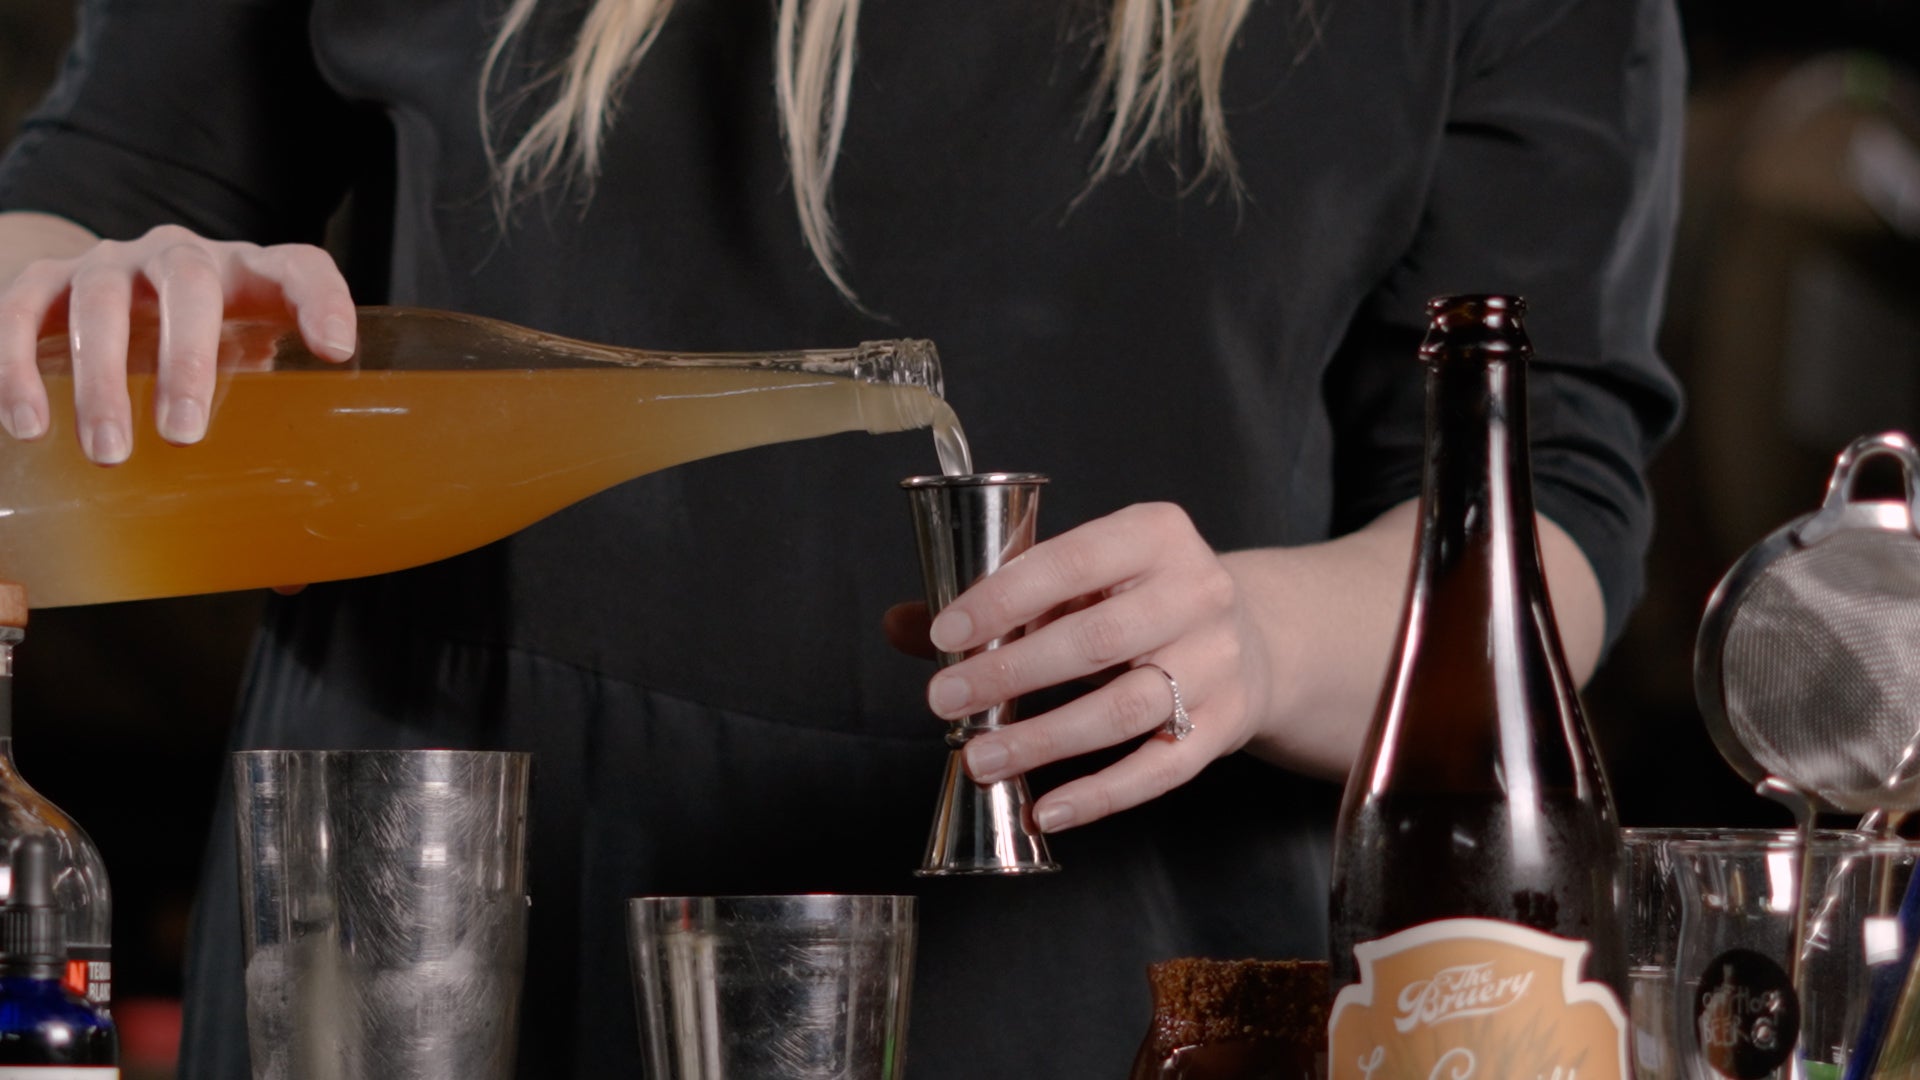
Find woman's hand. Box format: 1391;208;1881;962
912;501;1282;834
904;497;1608;834
0;221;355;463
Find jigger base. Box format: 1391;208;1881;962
916;749;1061;877
913;865;1062;878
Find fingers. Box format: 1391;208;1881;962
966;659;1228;835
963;664;1188;783
968;663;1237;833
927;578;1180;719
926;510;1235;719
66;258;135;464
0;226;353;463
926;502;1190;654
149;243;225;444
917;501;1259;832
1029;736;1216;833
237;244;355;361
0;260;67;440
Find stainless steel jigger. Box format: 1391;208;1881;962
902;472;1060;876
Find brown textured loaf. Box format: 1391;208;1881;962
1142;957;1330;1058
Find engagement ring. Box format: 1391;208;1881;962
1138;662;1194;741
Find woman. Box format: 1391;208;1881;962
0;0;1683;1074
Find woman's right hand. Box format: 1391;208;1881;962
0;222;356;464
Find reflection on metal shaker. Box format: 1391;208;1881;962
233;749;532;1080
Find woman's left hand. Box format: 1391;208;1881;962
910;501;1274;834
887;497;1606;834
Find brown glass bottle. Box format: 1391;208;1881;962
1325;296;1627;1080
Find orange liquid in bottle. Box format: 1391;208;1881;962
5;309;960;607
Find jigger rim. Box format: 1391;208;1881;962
232;747;531;759
630;893;914;902
628;894;918;930
234;745;533;753
230;748;533;779
629;893;916;911
899;472;1049;489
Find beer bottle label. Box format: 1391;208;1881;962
1328;918;1628;1080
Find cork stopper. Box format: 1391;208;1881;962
1142;957;1331;1059
0;583;24;629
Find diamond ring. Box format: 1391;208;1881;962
1137;662;1194;741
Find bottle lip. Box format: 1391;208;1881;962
856;339;944;400
1418;293;1532;362
1425;293;1526;317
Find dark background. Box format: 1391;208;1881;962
2;0;1919;1073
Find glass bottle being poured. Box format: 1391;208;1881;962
7;307;968;608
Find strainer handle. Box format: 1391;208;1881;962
1801;431;1920;545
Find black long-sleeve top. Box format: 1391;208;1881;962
0;0;1685;1075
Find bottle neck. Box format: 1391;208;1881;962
1415;353;1546;605
1391;349;1599;804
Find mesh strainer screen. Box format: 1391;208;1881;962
1720;528;1920;814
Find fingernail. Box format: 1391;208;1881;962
320;314;355;360
928;674;970;716
929;609;972;652
964;740;1009;780
84;420;130;465
1035;801;1074;833
156;396;206;444
8;405;42;440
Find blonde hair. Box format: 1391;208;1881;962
480;0;1261;300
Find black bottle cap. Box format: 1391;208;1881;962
0;835;64;972
1419;294;1532;361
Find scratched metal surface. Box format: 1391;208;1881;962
234;750;531;1080
630;895;916;1080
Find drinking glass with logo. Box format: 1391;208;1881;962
1627;828;1758;1080
1667;830;1920;1080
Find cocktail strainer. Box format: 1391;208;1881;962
1695;436;1920;1074
1696;431;1920;820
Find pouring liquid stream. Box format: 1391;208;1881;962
931;405;973;478
4;307;960;608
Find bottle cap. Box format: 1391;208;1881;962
0;835;65;971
